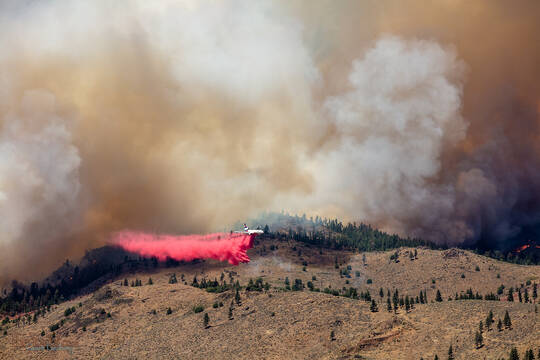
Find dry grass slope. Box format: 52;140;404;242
0;242;538;359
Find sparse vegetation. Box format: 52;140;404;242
64;306;75;317
246;278;266;292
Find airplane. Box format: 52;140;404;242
234;224;263;235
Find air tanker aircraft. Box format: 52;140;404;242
235;224;263;235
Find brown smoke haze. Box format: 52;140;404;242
0;0;539;283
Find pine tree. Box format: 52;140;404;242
228;305;233;320
509;347;519;360
203;313;209;328
387;298;392;312
478;321;483;333
474;331;483;348
420;291;424;304
123;278;128;286
518;289;523;302
405;296;410;312
507;287;514;302
497;318;502;331
435;290;443;302
370;299;378;312
524;288;529;303
504;310;512;329
533;283;537;300
379;288;384;298
434;355;439;360
235;288;241;305
448;344;454;359
148;277;153;285
486;310;493;330
330;330;335;341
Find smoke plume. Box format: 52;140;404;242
112;232;255;266
1;0;539;282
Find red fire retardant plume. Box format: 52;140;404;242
112;231;256;265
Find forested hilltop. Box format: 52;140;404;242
245;212;540;265
243;212;434;252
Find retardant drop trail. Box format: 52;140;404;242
111;231;256;265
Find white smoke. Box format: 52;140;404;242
306;36;470;242
0;90;81;274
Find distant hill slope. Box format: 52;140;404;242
1;239;538;359
1;213;538;319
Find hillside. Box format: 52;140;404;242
0;239;539;359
